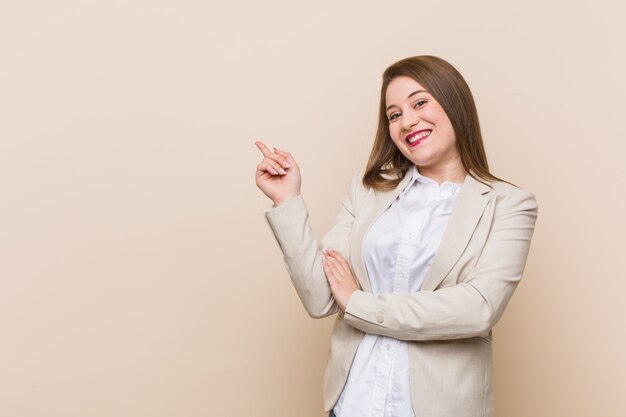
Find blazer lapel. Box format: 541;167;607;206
421;173;492;291
351;172;413;293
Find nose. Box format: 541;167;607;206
401;110;419;132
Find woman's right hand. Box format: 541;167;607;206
254;140;302;206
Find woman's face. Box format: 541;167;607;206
385;76;461;174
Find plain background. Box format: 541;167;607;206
1;1;625;416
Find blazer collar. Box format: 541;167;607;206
421;171;491;291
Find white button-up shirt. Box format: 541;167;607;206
333;165;462;417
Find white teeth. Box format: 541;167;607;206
407;131;431;144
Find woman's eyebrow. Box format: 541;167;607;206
386;89;428;111
407;89;427;99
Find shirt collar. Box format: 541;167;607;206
402;165;463;194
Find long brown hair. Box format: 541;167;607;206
363;55;507;191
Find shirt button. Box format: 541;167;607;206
386;344;391;350
376;315;384;323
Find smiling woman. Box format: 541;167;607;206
255;55;538;417
364;56;507;192
385;76;462;182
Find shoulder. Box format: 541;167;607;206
348;170;368;202
342;170;377;213
487;179;539;214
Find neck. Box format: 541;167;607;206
417;161;468;185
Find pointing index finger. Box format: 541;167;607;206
255;140;273;157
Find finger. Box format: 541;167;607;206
263;151;291;169
327;250;352;277
325;256;346;281
334;260;355;285
256;163;275;177
322;257;337;283
273;148;296;167
255;140;273;157
263;157;287;175
327;248;348;264
257;161;281;176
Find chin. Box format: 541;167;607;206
406;153;433;168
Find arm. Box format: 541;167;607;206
264;174;361;319
342;189;538;341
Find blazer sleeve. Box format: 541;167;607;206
342;188;539;341
264;174;361;319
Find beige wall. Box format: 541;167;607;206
1;1;624;416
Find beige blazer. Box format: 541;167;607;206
265;170;538;417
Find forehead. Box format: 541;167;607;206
385;76;428;105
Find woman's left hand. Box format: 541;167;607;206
322;249;358;312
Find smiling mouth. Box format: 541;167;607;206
406;130;431;147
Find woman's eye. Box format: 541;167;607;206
414;99;427;108
389;113;400;121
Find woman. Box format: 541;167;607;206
254;55;538;417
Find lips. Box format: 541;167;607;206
405;129;432;147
